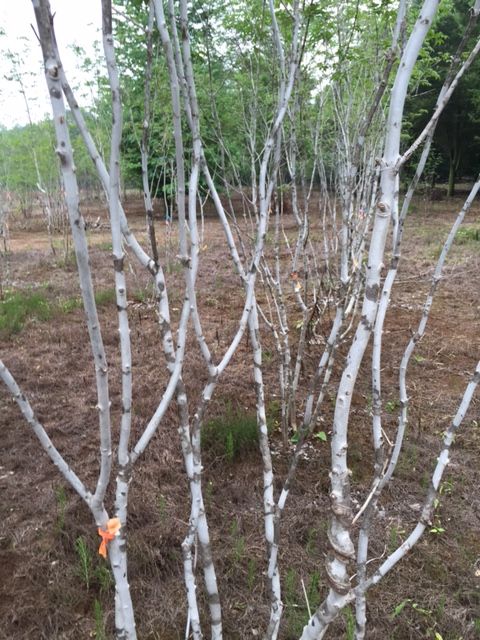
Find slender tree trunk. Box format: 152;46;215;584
300;2;440;638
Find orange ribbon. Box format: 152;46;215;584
97;517;121;558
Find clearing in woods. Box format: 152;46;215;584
0;193;479;639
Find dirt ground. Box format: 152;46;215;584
0;193;479;640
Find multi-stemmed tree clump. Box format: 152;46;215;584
1;1;479;639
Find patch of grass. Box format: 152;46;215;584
385;399;399;414
284;568;303;636
395;442;418;479
429;244;443;261
0;284;120;336
266;399;282;431
74;536;92;590
55;252;77;269
474;618;480;635
284;567;297;603
247;558;257;591
388;525;406;553
93;599;107;640
202;407;259;462
342;605;356;640
455;226;480;244
284;569;322;636
305;527;319;556
0;289;52;335
204;480;214;508
420;470;430;489
305;571;321;611
131;288;149;304
230;519;246;565
59;296;82;314
263;348;274;363
60;287;146;314
93;564;113;595
94;288;116;306
166;259;183;274
96;241;113;252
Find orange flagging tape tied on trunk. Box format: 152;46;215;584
98;517;121;558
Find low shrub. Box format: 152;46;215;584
0;289;52;335
202;408;259;462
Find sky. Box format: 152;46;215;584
0;0;102;129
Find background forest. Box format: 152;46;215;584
1;0;479;209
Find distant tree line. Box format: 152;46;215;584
1;0;478;206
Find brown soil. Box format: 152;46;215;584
0;196;479;640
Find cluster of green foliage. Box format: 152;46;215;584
403;0;480;194
105;0;405;196
454;225;480;243
0;286;125;337
202;407;259;462
0;289;52;335
1;0;479;209
0;113;103;210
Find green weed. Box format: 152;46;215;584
421;471;430;490
74;536;92;590
283;569;322;636
59;296;82;313
166;259;183;274
391;598;411;620
429;245;443;261
284;567;297;605
202;407;259;462
391;597;446;638
94;564;113;594
435;594;446;620
305;571;321;611
131;288;148;304
55;252;77;269
94;288;116;306
429;511;445;535
388;525;406;553
230;519;246;565
204;480;214;508
305;528;318;556
266;400;281;431
0;289;52;335
342;605;356;640
385;399;399;414
439;480;453;496
455;226;480;244
93;599;107;640
247;558;257;591
263;348;274;363
96;241;113;252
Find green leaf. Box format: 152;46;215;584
391;599;410;619
314;431;327;442
412;603;431;615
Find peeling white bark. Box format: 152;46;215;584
301;2;440;638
